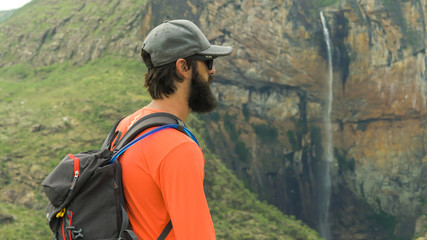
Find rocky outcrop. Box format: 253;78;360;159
0;0;144;67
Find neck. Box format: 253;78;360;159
146;61;193;122
145;94;191;122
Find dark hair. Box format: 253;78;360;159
141;50;196;99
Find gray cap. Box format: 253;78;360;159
142;19;233;68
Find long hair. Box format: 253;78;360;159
141;50;196;99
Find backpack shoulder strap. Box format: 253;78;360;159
157;220;173;240
114;112;186;150
100;117;124;150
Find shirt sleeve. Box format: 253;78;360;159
158;141;216;240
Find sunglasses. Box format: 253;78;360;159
188;55;214;70
204;59;214;70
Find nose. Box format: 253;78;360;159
209;66;216;75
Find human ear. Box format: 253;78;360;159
176;58;191;79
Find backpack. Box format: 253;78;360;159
42;112;199;240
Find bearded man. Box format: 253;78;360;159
112;19;232;240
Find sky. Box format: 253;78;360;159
0;0;32;11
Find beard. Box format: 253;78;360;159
188;68;217;113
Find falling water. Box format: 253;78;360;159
319;11;333;240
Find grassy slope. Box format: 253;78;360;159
0;56;149;239
0;10;15;23
0;56;321;239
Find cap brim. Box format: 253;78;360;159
198;45;233;57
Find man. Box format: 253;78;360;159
113;19;232;239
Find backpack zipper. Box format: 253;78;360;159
68;154;80;190
62;218;66;240
61;210;74;240
70;171;79;190
67;211;74;240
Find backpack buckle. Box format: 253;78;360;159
176;119;185;132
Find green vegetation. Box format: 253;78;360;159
335;148;355;175
313;0;341;9
0;10;14;23
415;197;427;238
208;111;221;122
224;113;240;142
367;198;397;240
236;141;249;162
405;27;424;49
253;123;278;143
0;203;50;239
382;0;424;49
360;182;366;199
286;120;319;153
310;126;322;149
0;56;149;239
287;130;300;151
383;0;404;26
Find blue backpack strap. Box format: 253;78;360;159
109;112;199;162
110;123;198;164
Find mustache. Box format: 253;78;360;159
208;75;214;84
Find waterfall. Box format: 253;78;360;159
319;11;333;240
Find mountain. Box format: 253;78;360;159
0;0;321;239
1;0;427;239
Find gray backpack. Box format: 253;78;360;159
42;113;198;240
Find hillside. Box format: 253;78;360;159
0;6;321;238
0;10;14;23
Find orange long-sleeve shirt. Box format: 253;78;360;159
115;107;216;240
